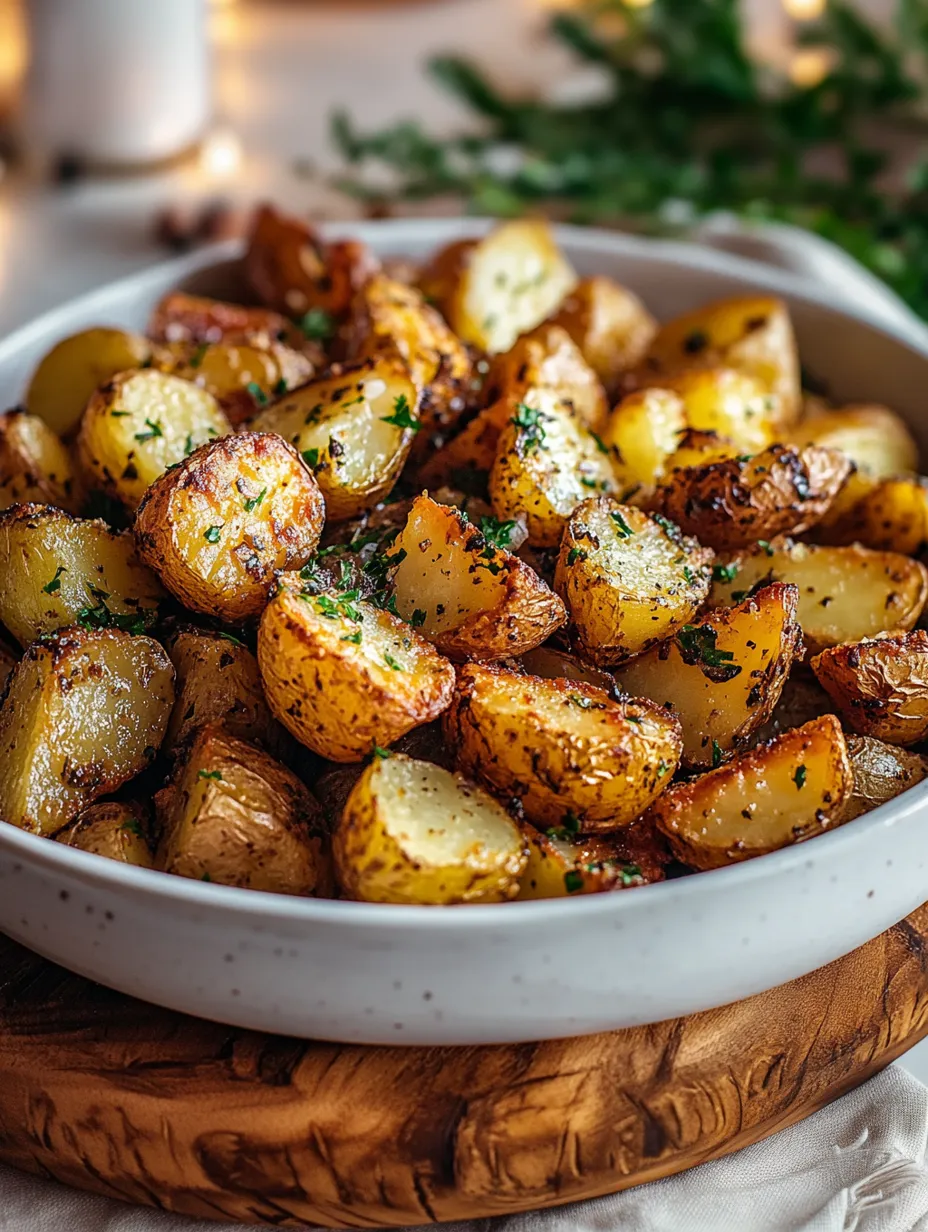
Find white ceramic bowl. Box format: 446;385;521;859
2;219;928;1047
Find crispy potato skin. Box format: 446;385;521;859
147;291;310;353
135;432;324;621
0;410;82;513
483;324;609;432
838;735;928;823
646;715;852;870
258;574;455;762
159;340;315;426
56;801;155;868
516;826;663;899
545;276;657;390
811;631;928;746
334;753;528;904
444;664;682;831
813;475;928;555
156;723;325;894
0;628;173;836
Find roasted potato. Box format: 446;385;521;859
25;326;156;438
600;388;687;499
645;715;852;870
387;494;565;661
518;646;618;695
517;827;659;899
258;573;455;762
0;409;81;513
708;539;928;655
790;403;917;479
156;723;326;894
544;275;657;389
661;427;744;472
614;583;803;767
813;475;928;555
445;664;682;831
653;444;852;551
649;367;779;455
249;357;419;522
418;220;577;355
0;503;163;646
489;389;618;548
56;801;155;868
159;340;315;426
838;734;928;823
811;631;928;746
334;751;527;904
0;628;173;836
76;369;232;509
554;497;713;665
483;324;608;432
135;431;324;622
147;291;309;353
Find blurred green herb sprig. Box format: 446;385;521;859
331;0;928;318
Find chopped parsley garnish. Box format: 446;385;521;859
300;307;335;341
243;487;267;513
273;377;288;397
302;447;321;469
580;476;602;489
42;566;66;594
380;393;419;431
713;561;740;584
757;539;775;557
217;631;245;647
590;430;609;455
183;432;195;456
383;651;403;671
204;525;222;544
794;764;807;790
564;869;584;894
711;740;723;768
562;810;581;834
512;402;545;452
198;769;223;782
201;872;212;882
246;382;268;407
134;418;163;442
610;510;634;538
121;818;144;838
568;694;593;709
341;629;363;644
656;760;669;778
314;590;362;622
567;546;588;566
677;624;737;671
110;410;130;418
682;566;695;584
372;745;392;759
410;609;427;628
188;343;209;369
76;600;156;636
651;513;682;541
620;864;643;887
479;515;518;550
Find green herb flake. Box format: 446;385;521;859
201;872;212;882
620;863;643;888
188;343;209;369
341;629;363;644
590;430;609;456
656;760;669;778
300;308;336;341
564;869;584;894
410;608;427;628
479;515;517;550
567;546;588;566
134;418;163;442
758;540;775;557
512;402;545;452
246;382;269;407
682;566;695;584
610;511;634;539
204;525;222;544
302;447;321;469
120;818;144;838
562;810;581;834
677;624;738;672
243;487;267;513
273;377;288;397
711;740;723;769
183;432;195;456
713;562;740;584
383;651;403;671
568;694;593;709
217;631;245;647
373;745;392;759
198;769;223;781
380;392;420;432
794;764;807;790
42;566;66;594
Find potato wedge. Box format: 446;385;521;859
26;326;156;438
56;801;154;868
813;475;928;555
156;723;326;894
334;752;527;904
651;367;779;455
708;539;928;655
517;828;658;899
0;409;81;513
0;628;173;836
790;403;918;479
0;503;163;646
483;324;608;432
644;715;852;870
811;631;928;746
419;220;577;355
258;573;455;762
488;389;618;548
518;646;618;695
600;388;686;499
249;358;419;522
445;664;682;831
147;291;308;352
387;494;565;661
544;275;657;389
554;498;713;665
653;444;852;551
76;369;232;509
613;583;803;768
135;431;324;622
159;340;315;426
838;734;928;823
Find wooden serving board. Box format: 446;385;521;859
2;911;928;1229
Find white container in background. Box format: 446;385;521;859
20;0;210;169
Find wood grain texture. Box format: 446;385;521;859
1;911;928;1228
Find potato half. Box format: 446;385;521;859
545;275;657;389
0;628;173;836
445;664;682;831
811;631;928;746
56;801;155;868
614;582;803;768
148;291;308;352
159;340;315;426
483;324;608;432
600;388;687;499
334;752;527;904
517;827;661;899
645;715;852;870
554;497;713;665
813;475;928;555
838;735;928;823
0;409;81;513
135;431;324;622
650;367;779;455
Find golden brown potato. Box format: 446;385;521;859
0;628;173;836
544;275;657;389
483;324;608;432
644;715;852;870
600;388;687;500
258;573;455;762
813;475;928;555
76;369;232;509
249;358;419;522
0;409;82;513
488;388;618;548
0;503;163;646
708;539;928;655
650;367;780;455
614;583;803;768
790;403;918;479
135;431;324;622
518;646;618;695
25;326;155;438
387;494;565;661
418;220;577;355
838;734;928;823
159;340;315;426
147;291;309;352
653;444;852;551
554;498;713;665
661;427;744;472
334;752;527;904
517;828;659;899
635;295;801;426
56;801;155;868
156;723;326;894
444;664;682;831
811;631;928;746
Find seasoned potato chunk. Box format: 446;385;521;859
811;631;928;746
483;324;608;432
26;327;155;438
148;291;307;352
76;369;232;509
545;275;657;388
517;819;666;899
419;220;577;355
135;431;324;622
813;475;928;555
838;735;928;822
662;427;743;471
600;388;686;498
614;583;803;767
250;358;419;522
0;628;173;836
0;409;81;513
651;368;779;455
708;539;928;655
554;498;713;665
653;444;852;551
790;403;918;479
0;503;162;646
156;723;325;894
489;389;618;547
445;664;682;831
258;573;455;762
159;340;315;426
388;494;565;661
334;752;527;904
56;801;154;868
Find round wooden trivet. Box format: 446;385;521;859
1;908;928;1229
